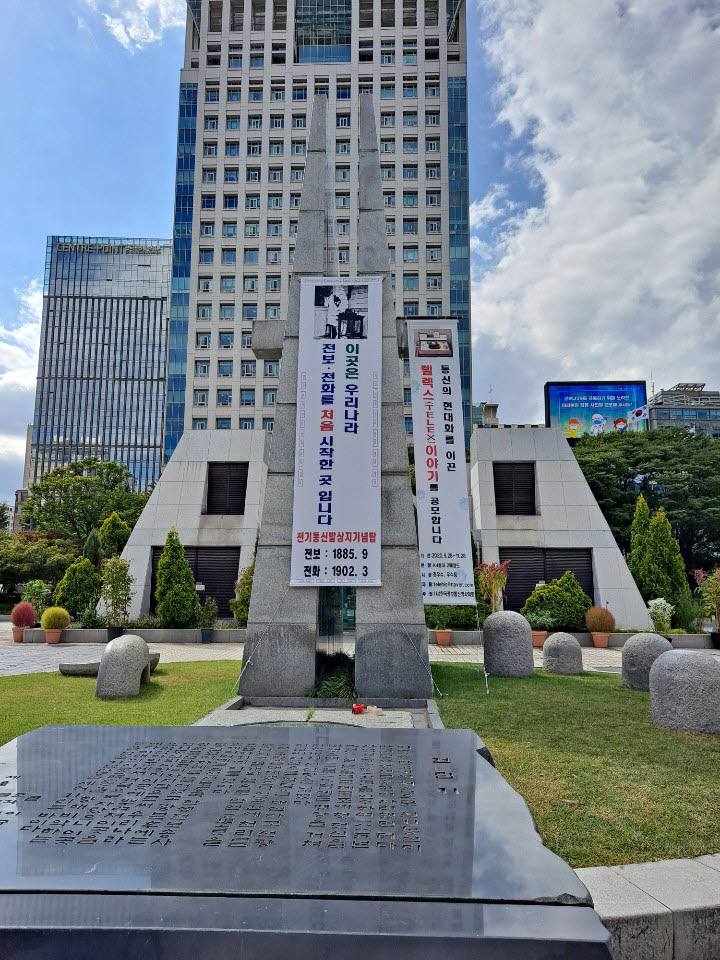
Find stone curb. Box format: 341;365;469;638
576;854;720;960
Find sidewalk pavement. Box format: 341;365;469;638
0;621;622;677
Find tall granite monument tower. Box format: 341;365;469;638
240;95;432;699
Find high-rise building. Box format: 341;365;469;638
27;236;172;492
167;0;471;456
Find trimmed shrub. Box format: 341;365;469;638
230;560;254;628
10;602;35;627
521;571;592;631
98;512;132;558
585;606;616;632
41;606;71;630
155;529;200;628
53;557;102;618
424;604;478;630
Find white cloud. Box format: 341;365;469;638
471;0;720;421
0;280;42;393
84;0;185;51
0;435;27;461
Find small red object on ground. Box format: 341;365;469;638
352;703;365;715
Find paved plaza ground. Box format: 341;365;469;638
0;621;623;677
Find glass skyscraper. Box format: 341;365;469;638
169;0;471;455
28;237;172;492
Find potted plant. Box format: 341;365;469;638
41;606;70;644
433;608;453;646
10;602;35;643
527;610;555;648
585;606;616;648
475;561;511;614
100;556;134;641
647;598;674;636
199;596;218;643
694;568;720;648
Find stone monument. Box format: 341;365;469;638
0;725;612;956
240;94;431;699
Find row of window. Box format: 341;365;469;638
204;80;441;102
652;408;720;419
200;189;442;210
198;243;442;274
204;110;440;131
194;359;280;377
203;135;441;158
193;388;277;406
198;34;441;65
197;216;443;238
193;416;275;431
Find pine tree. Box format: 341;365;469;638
629;494;650;589
155;529;200;628
83;528;103;568
53;557;102;618
637;507;690;611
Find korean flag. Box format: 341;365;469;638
627;404;649;426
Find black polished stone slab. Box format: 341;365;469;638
0;726;612;958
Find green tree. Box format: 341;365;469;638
574;429;720;571
521;571;592;630
636;507;691;610
0;501;11;534
155;529;200;628
100;556;135;627
20;458;148;546
629;494;650;585
0;535;76;593
53;557;102;618
230;560;254;627
83;528;102;567
98;512;132;557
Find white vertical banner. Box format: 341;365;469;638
290;277;382;586
407;319;476;605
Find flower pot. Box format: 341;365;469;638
435;629;452;646
12;626;24;643
44;629;63;645
592;632;610;648
201;628;213;644
531;630;547;648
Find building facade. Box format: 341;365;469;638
167;0;471;456
28;237;171;492
649;383;720;438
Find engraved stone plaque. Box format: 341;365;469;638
0;726;612;958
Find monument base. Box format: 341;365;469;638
355;626;433;698
237;626;316;696
0;726;612;959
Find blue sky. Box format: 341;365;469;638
1;0;718;508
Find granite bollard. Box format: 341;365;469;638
650;649;720;732
483;611;535;677
543;633;583;675
622;633;672;691
96;634;151;698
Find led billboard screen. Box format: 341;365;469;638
544;381;648;439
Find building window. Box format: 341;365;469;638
198;276;212;293
383;192;396;208
266;275;281;292
220;276;236;292
425;81;440;98
243;275;259;292
427;217;441;233
223;221;237;237
216;417;231;429
226;141;240;156
203;142;218;157
380;112;395;127
403;111;418;127
243;304;258;321
195;359;209;377
217;389;232;406
218;360;234;378
220;304;236;320
267;221;282;237
403;163;418;179
381;83;395;99
336;114;351;128
291;166;304;181
267;249;282;264
196;332;210;348
266;303;281;318
403;81;417;98
224;194;239;209
263;417;275;432
405;416;413;434
239;417;254;429
197;302;212;320
403;274;419;290
291;140;306;155
219;331;235;348
403;301;418;317
380;139;395;154
263;388;277;405
193;418;208;430
201;194;216;210
403;246;418;262
240;389;256;405
227;86;242;102
294;0;352;64
335;193;350;208
194;389;208;406
403;192;418;207
426;163;441;179
207;462;249;515
386;218;396;236
493;462;536;516
270;114;284;128
241;331;253;347
268;193;283;208
403;218;418;234
241;360;257;377
426;190;441;206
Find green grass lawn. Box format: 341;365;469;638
432;662;720;868
0;661;241;748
